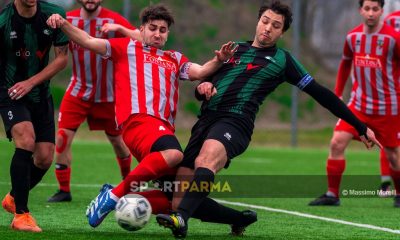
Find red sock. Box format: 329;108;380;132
389;167;400;195
55;168;71;192
117;154;132;179
380;149;391;177
112;152;173;198
135;190;171;214
326;159;346;197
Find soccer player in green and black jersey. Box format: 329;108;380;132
0;0;68;232
156;1;382;238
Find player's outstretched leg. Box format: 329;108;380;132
156;212;188;239
230;210;258;236
309;193;340;206
86;184;117;227
2;193;16;214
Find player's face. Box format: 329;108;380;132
79;0;102;13
253;9;284;48
140;20;169;49
359;0;383;28
19;0;37;8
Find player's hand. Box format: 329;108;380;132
360;127;382;150
215;41;238;62
197;82;217;100
47;14;66;29
100;23;121;34
8;80;34;100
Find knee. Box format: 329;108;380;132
330;137;347;156
11;123;36;151
387;154;400;170
107;135;121;147
162;150;183;167
384;148;400;170
34;147;54;169
15;135;35;151
56;129;71;154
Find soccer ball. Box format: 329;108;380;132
115;194;152;231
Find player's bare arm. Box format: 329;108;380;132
46;13;108;56
8;44;68;100
188;41;238;80
101;23;142;41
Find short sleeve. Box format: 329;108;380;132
175;52;190;80
104;37;130;60
342;35;353;60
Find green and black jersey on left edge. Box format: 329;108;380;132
0;1;68;104
202;41;314;122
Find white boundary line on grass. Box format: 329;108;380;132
216;199;400;235
1;181;399;235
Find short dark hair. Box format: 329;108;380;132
258;0;293;32
140;4;175;27
358;0;385;8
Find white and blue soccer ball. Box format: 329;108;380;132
115;194;152;231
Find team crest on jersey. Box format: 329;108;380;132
10;31;17;39
144;54;177;71
355;55;382;68
377;39;384;49
43;29;51;36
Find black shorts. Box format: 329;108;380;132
0;96;55;143
180;112;253;169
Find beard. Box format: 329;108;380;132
82;1;101;13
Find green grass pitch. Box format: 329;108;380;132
0;140;399;239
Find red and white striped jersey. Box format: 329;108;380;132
104;39;191;128
340;23;400;115
66;8;135;103
385;11;400;32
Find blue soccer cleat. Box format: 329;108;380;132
86;184;117;228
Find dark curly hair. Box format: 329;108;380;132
258;0;293;32
140;4;175;27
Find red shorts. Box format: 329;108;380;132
335;106;400;147
58;94;121;136
122;113;175;161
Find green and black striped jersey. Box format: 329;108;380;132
0;1;68;103
201;41;314;122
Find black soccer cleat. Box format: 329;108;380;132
308;194;340;206
394;195;400;208
230;210;258;236
47;190;72;202
378;181;392;198
156;212;187;239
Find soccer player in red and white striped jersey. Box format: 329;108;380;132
310;0;400;207
48;0;138;203
385;10;400;32
47;4;238;226
373;9;400;196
